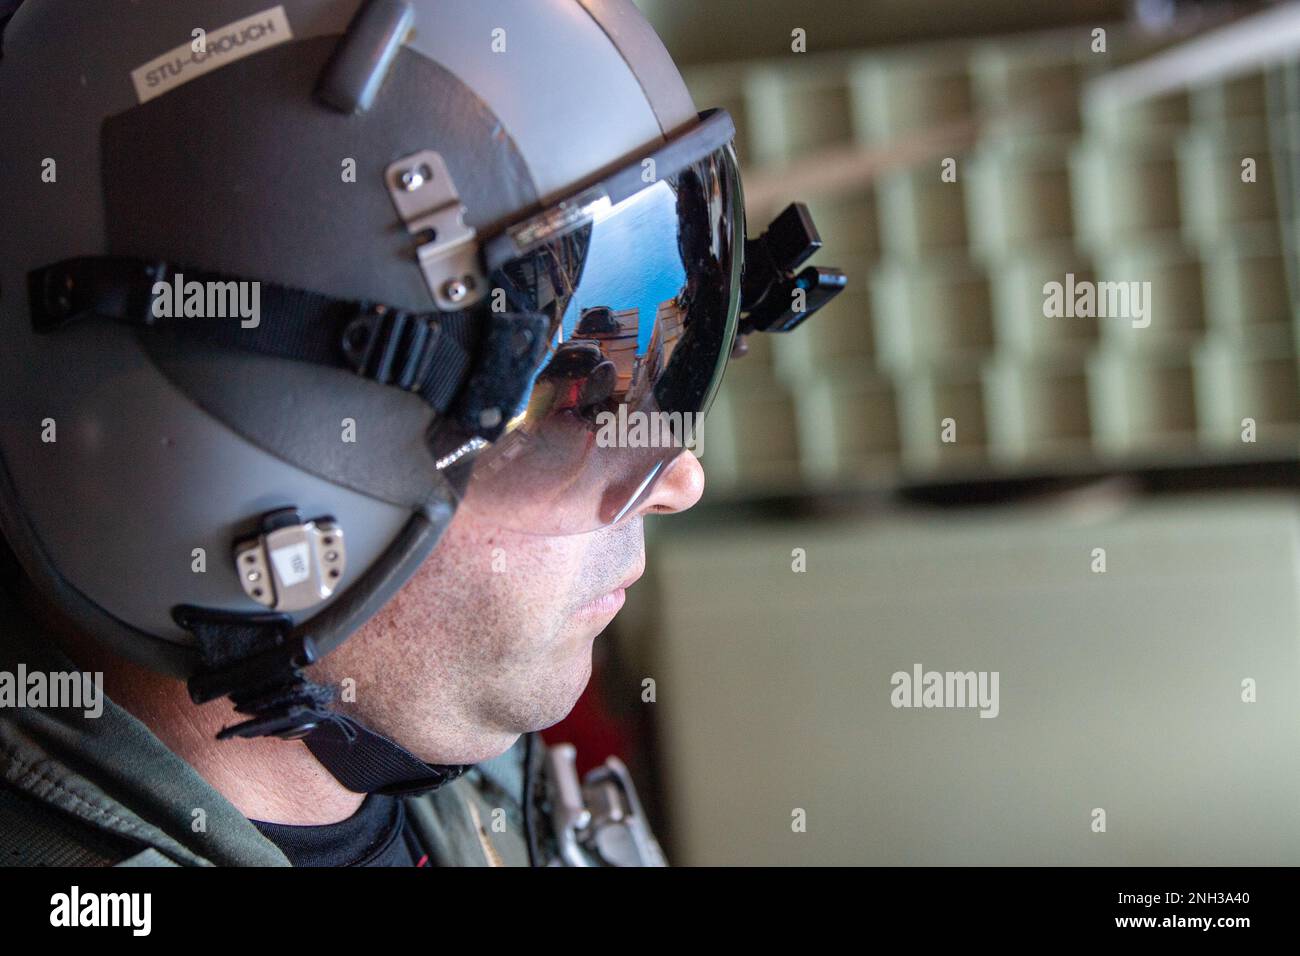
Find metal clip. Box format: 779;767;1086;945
385;150;485;311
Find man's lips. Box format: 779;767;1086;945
575;588;626;620
574;564;644;620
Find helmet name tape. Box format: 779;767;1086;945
129;5;293;105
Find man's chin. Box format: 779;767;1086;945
511;646;595;738
537;652;595;730
340;647;595;764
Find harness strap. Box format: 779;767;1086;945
29;256;477;414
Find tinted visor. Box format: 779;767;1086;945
442;129;743;535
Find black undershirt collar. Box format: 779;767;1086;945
251;793;422;867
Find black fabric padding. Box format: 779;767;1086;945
178;604;317;720
450;309;549;442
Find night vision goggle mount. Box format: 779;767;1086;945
738;202;847;345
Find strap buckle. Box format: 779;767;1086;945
341;304;443;391
30;257;171;331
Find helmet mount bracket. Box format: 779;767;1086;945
385;150;486;311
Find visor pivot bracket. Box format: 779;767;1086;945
739;202;847;336
385;150;485;312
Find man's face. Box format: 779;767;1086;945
313;451;705;765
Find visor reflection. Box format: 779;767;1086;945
452;145;742;535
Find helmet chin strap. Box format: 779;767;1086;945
301;712;468;796
177;606;469;797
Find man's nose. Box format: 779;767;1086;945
637;450;705;517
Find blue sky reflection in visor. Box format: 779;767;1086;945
450;144;743;535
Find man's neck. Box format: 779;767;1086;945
58;628;364;825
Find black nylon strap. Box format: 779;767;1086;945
303;715;469;796
29;256;476;414
179;606;469;796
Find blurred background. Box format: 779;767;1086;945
545;0;1300;864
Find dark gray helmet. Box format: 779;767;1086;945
1;1;842;790
0;0;705;679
